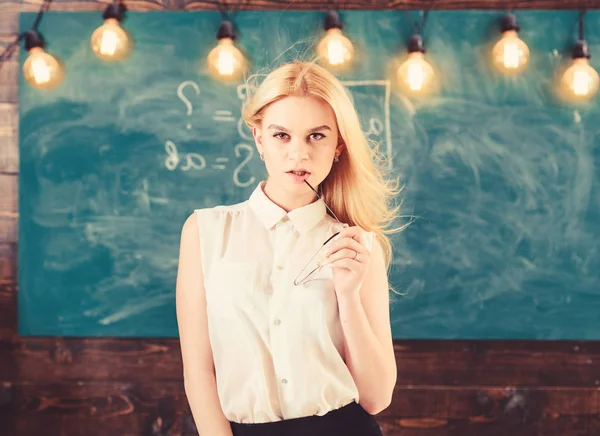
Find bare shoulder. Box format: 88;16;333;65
177;211;203;290
182;210;200;236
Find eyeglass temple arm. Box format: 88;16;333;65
304;180;342;223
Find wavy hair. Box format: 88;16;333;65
241;61;407;294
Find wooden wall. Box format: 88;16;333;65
1;1;600;434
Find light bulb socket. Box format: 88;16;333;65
102;2;127;22
500;13;520;33
572;40;591;60
102;2;127;23
24;30;45;51
408;33;426;54
217;20;236;40
324;11;343;31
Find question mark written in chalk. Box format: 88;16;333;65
177;81;201;130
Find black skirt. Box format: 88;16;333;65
229;401;383;436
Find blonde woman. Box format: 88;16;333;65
176;61;401;436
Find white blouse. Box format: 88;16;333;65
194;181;374;424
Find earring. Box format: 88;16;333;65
333;155;339;163
259;153;264;161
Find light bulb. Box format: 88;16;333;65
23;46;63;89
207;37;246;80
561;58;599;99
317;28;354;67
492;30;529;72
397;52;435;93
91;17;131;61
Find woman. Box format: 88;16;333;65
176;61;402;436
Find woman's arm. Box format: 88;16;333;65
176;213;233;436
335;238;397;415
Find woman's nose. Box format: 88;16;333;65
287;138;310;161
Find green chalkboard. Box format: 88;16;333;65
18;10;600;338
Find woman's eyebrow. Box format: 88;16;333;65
267;124;332;133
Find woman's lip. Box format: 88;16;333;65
287;172;311;182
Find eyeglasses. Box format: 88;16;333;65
293;180;343;286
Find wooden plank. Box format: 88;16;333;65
378;386;600;435
0;33;18;107
0;54;18;105
0;337;186;383
0;381;196;436
395;340;600;387
0;243;16;282
0;174;17;243
1;382;599;435
0;249;17;341
0;104;18;170
0;0;598;19
182;0;600;9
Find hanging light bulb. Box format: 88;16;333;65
559;10;599;101
316;11;354;69
90;2;131;61
22;30;64;89
207;20;246;81
492;13;529;73
561;40;599;100
397;33;435;94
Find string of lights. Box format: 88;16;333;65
0;0;52;68
0;2;597;101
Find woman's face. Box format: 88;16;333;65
253;95;344;194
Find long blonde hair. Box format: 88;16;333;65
242;61;406;292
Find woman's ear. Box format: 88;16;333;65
253;127;262;144
253;127;263;154
252;127;262;154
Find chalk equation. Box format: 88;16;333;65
165;140;256;188
165;79;393;185
177;81;200;130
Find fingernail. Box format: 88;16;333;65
343;223;349;228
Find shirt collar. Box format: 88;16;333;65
249;181;327;235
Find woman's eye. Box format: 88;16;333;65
273;132;325;141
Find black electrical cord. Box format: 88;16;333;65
0;0;54;69
404;8;430;54
572;9;590;60
578;9;585;41
216;0;246;41
405;9;429;36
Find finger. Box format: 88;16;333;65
337;225;365;244
327;258;359;272
327;237;365;257
325;248;356;264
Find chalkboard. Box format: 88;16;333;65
18;10;600;338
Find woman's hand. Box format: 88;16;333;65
324;224;372;298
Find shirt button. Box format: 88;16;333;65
276;265;284;270
274;318;281;326
281;378;288;384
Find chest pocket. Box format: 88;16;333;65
204;260;260;319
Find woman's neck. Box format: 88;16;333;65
262;180;318;213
